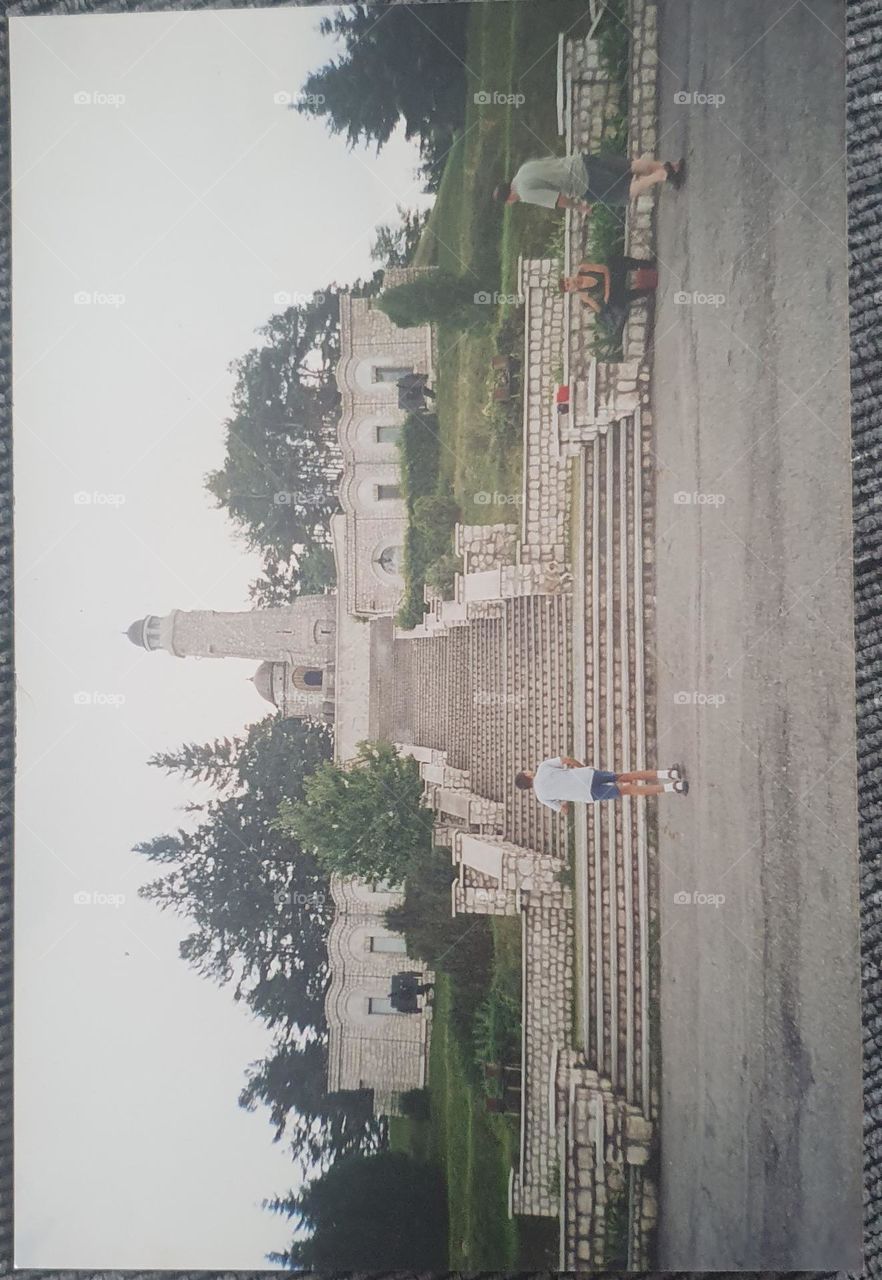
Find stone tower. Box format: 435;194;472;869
126;596;337;720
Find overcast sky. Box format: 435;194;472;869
10;7;432;1268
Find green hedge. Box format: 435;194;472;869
396;415;461;628
398;411;442;503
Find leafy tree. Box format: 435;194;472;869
247;556;305;610
297;4;467;156
268;1152;447;1269
377;269;487;330
276;741;433;884
205;290;343;565
370;205;430;268
248;546;336;610
296;544;337;595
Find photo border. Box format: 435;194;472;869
0;1;879;1277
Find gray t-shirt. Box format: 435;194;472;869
531;756;597;811
510;154;588;209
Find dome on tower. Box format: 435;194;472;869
126;617;150;649
252;661;280;706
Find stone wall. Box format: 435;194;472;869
560;358;642;456
454;521;518;572
451;831;571;917
335;267;435;617
621;0;659;365
325;874;433;1115
561;33;628;382
559;1070;658;1268
512;904;576;1217
518;256;573;571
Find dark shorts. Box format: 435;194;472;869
590;769;621;801
582;151;632;206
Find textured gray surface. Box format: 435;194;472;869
651;1;862;1269
0;0;879;1277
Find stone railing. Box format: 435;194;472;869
560;1073;657;1268
621;0;658;365
559;31;628;384
517;256;573;569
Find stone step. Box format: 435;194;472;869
573;411;651;1115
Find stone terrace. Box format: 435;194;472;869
389;1;662;1268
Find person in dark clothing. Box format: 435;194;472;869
560;254;657;329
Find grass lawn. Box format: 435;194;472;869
427;972;520;1270
413;0;603;525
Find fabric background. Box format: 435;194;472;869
0;1;878;1277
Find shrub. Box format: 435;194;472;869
425;552;462;597
400;1087;431;1121
386;848;495;1047
596;0;630;87
377;270;488;330
494;307;526;358
473;985;521;1077
398;411;441;503
412;493;460;550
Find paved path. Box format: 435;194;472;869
651;1;862;1269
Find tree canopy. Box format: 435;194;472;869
205;290;343;568
376;269;487;330
371;205;430;268
137;716;382;1173
275;740;434;885
297;4;467;165
268;1151;447;1269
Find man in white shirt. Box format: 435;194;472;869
493;151;685;214
515;756;688;814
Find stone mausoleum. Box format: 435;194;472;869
126;266;436;1120
127;40;666;1253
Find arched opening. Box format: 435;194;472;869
376;544;403;577
291;666;324;692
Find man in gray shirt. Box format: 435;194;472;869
515;755;688;814
494;150;684;213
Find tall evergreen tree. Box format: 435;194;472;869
370;205;430;268
137;716;386;1170
297;4;467;155
239;1039;381;1175
137;717;334;1021
267;1152;447;1269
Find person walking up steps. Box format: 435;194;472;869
515;756;688;815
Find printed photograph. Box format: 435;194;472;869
11;0;861;1270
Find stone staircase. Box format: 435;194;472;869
468;617;506;802
571;408;653;1117
503;594;572;859
393;596;572;860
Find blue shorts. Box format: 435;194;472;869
590;769;621;801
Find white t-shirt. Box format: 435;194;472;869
531;756;597;811
510;155;588;209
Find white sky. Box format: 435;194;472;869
10;7;433;1268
